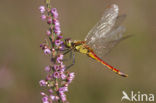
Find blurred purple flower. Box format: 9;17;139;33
44;66;51;72
50;95;60;101
69;72;75;77
68;72;75;83
40;44;46;50
59;87;68;93
46;74;52;81
59;92;67;102
46;30;51;36
44;48;51;55
51;8;58;18
39;80;47;86
59;45;65;51
50;95;55;101
59;54;64;59
39;6;46;13
53;72;60;78
60;63;65;71
42;96;49;103
41;92;46;96
48;89;53;93
54;64;60;71
60;73;66;80
47;17;52;24
53;19;61;35
55;96;59;101
41;15;46;20
53;19;60;27
56;54;63;63
55;40;61;46
55;29;61;35
57;35;63;39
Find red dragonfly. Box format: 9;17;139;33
64;4;128;77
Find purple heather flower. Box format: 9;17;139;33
48;89;53;93
41;92;46;96
39;6;46;13
55;96;59;101
60;62;65;68
40;44;43;47
54;29;61;35
53;72;60;78
46;30;51;36
47;17;52;24
54;64;60;71
43;101;49;103
60;68;65;73
68;72;75;83
51;8;58;18
55;40;61;46
57;35;63;39
59;87;68;93
50;95;60;101
53;19;60;28
54;25;60;31
60;92;67;102
54;19;60;27
69;72;75;77
64;83;69;87
50;95;55;101
40;44;48;50
57;54;64;63
59;45;65;51
53;19;61;35
46;74;52;81
59;42;65;51
42;96;49;103
44;66;51;72
39;80;47;86
59;54;64;60
60;73;66;80
60;63;65;70
44;48;51;55
41;15;46;20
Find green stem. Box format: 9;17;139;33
46;0;50;5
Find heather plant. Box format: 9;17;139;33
39;0;75;103
38;0;128;103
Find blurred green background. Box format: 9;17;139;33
0;0;156;103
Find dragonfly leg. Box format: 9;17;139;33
63;50;73;61
66;51;75;70
63;48;73;55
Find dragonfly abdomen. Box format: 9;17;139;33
87;51;128;77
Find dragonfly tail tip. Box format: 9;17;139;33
118;72;128;77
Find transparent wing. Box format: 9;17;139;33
85;4;126;58
89;26;126;58
85;4;119;44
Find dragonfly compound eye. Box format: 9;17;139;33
64;38;72;47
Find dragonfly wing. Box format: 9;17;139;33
85;4;119;44
85;5;126;58
112;14;126;29
90;26;126;58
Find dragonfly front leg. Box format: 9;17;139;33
63;48;73;55
66;51;75;70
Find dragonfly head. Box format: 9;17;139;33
64;38;73;48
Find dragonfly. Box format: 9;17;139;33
63;4;128;77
